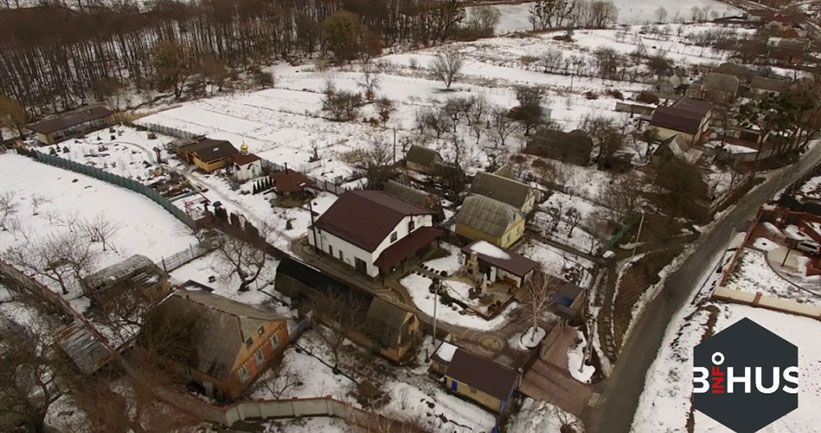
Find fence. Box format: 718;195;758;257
137;122;198;140
25;149;196;230
158;239;219;273
712;285;821;320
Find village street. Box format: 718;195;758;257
586;142;821;433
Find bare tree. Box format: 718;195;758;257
82;213;120;252
0;324;66;433
4;232;97;295
29;194;51;216
431;50;465;90
358;68;381;101
216;233;270;292
491;107;520;147
0;191;19;231
522;273;560;343
565;207;582;237
313;290;368;370
254;365;304;399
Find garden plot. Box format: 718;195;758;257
400;272;516;331
52;125;181;183
0;153;198;296
523;240;596;288
252;329;499;433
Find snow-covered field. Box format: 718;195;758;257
478;0;743;35
0;153;198;296
728;249;821;306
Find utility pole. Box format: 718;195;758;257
308;199;320;252
432;277;440;354
393;128;397;166
632;211;645;257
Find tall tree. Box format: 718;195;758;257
152;40;194;99
0;95;27;140
430;50;464;90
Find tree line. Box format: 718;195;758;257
0;0;465;115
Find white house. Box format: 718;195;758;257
307;190;440;278
233;143;263;182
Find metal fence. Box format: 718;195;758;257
158;239;219;273
29;150;196;229
138;122;198;140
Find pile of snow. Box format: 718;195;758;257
752;237;779;252
519;326;547;350
567;331;595;384
434;342;457;362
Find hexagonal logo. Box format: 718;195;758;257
692;318;799;433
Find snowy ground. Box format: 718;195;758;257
400;272;517;330
633;247;821;433
727;249;821;307
0;153;198;306
50;125;181;183
522;240;596;288
478;0;743;35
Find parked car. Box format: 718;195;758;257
795;240;821;256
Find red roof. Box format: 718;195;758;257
314;190;435;252
650;97;712;135
447;348;517;400
274;170;314;193
375;227;442;270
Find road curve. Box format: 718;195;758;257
586;144;821;433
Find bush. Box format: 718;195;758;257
584;91;599;100
636;91;660;105
606;89;624;100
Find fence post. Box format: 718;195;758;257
162;258;167;273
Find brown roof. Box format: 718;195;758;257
460;241;538;278
405;145;442;167
375;227;442;270
701;72;740;94
274;170;314;193
446;348;517;400
181;138;239;163
233;152;261;165
650;97;712;135
28;105;113;134
751;76;789;93
314;190;434;252
151;290;283;381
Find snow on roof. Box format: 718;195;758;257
435;342;457;363
469;240;511;260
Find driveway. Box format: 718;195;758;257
585;145;821;433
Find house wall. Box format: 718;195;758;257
653;127;696;144
455;218;524;249
236;161;263;182
193;156;230;173
223;320;289;400
496;268;525;288
308;214;434;277
444;376;506;413
407;161;434;174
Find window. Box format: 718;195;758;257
270;334;280;350
338;250;344;261
390;232;398;243
245;337;253;348
254;349;265;367
257;326;265;337
408;220;415;232
328;245;334;255
238;365;249;382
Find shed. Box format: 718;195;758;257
28;105;114;145
524;129;593;166
454;195;525;248
405;145;444;175
470;172;536;214
445;348;518;413
55;319;114;375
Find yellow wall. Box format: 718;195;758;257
444;376;504;413
193;156;229;173
455;218;524;249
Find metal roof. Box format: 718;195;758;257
455;195;522;238
446;348;517;400
470;172;533;210
28;105;113;134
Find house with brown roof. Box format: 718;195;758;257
460;240;539;288
686;72;741;105
308;190;440;277
470;172;536;215
273;168;315;198
176;137;240;173
750;76;789;95
649;97;713;144
524;128;593;166
28;105;114;144
139;289;289;401
405;145;444;175
443;347;518;413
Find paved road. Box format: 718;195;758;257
586;145;821;433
